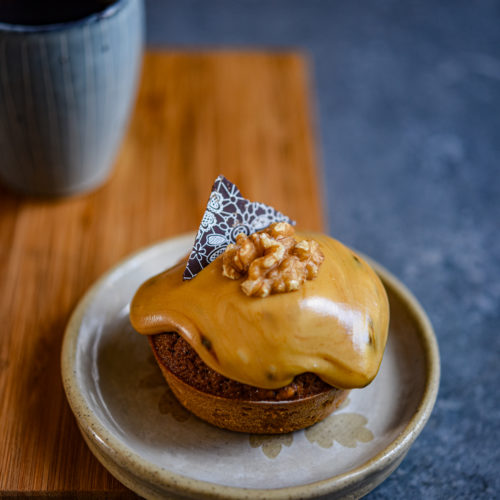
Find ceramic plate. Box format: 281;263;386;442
62;233;440;499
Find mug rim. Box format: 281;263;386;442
0;0;130;33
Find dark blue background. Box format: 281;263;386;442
145;1;500;498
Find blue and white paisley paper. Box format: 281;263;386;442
183;176;295;280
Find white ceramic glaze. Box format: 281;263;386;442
61;233;440;499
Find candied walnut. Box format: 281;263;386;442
222;222;324;298
222;233;259;279
293;239;324;279
266;221;296;251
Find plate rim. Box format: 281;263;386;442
61;233;440;499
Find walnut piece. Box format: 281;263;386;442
222;222;324;298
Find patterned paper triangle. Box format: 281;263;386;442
183;175;295;280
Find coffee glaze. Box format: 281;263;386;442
130;233;389;390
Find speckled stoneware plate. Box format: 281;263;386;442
62;233;440;500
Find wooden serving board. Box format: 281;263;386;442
0;51;324;497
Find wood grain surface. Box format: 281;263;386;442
0;51;323;496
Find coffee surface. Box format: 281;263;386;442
0;0;116;25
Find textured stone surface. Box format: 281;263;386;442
145;1;500;498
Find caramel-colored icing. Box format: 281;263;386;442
130;233;389;390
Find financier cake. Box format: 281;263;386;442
130;190;390;434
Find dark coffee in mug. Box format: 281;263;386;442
0;0;117;25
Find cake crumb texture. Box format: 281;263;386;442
151;332;334;401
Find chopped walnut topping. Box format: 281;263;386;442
222;222;324;297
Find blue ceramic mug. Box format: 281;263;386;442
0;0;144;196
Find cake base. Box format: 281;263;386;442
149;334;349;434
